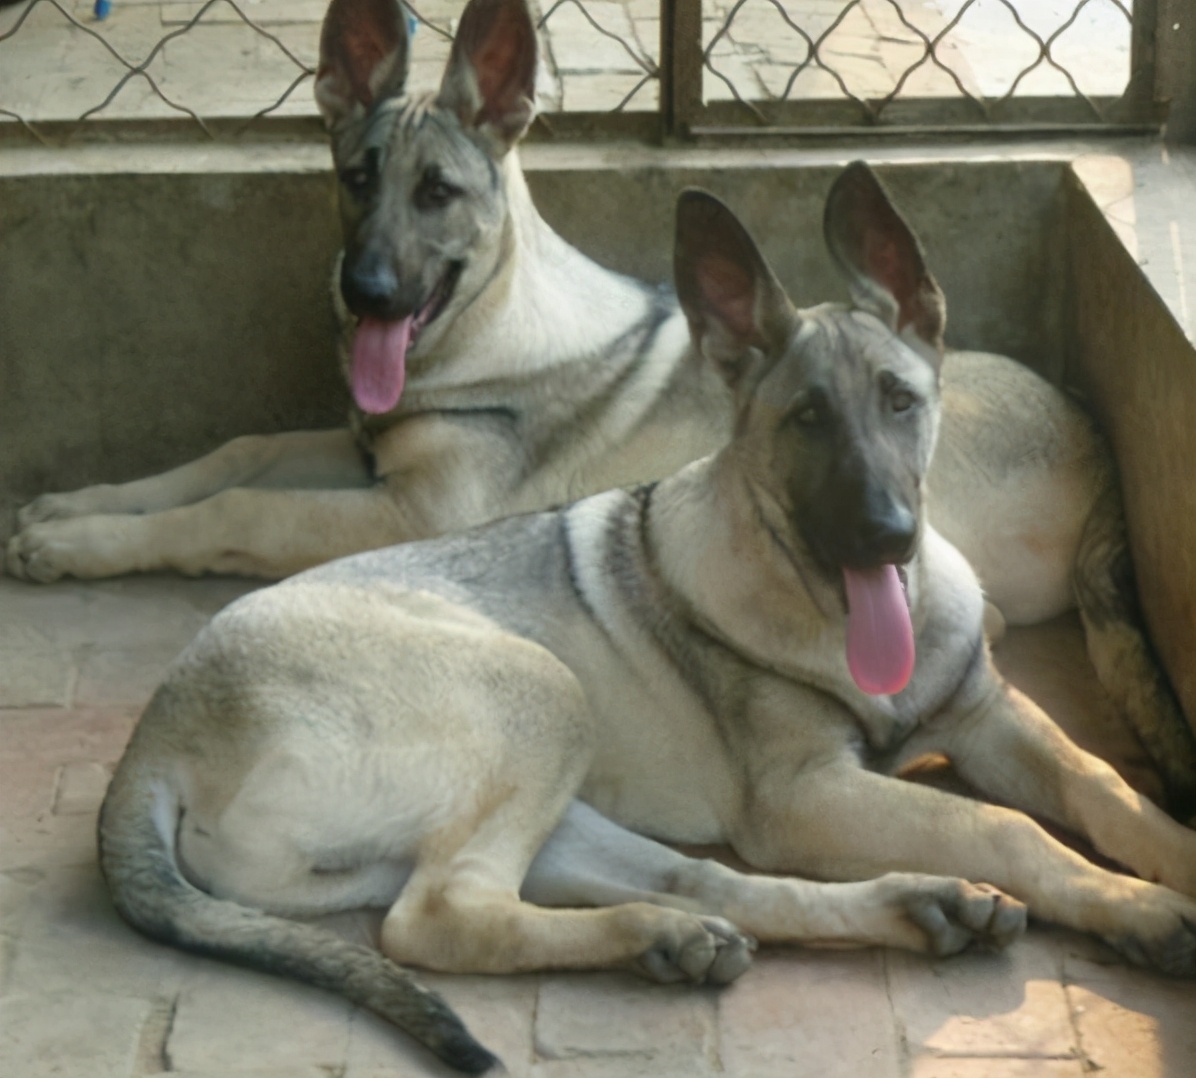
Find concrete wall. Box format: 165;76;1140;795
0;146;1069;523
0;167;345;520
530;159;1069;378
1067;169;1196;738
5;141;1196;732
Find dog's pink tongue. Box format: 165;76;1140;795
352;317;411;414
843;565;915;696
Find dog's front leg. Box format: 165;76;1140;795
524;801;1025;958
16;429;370;526
8;420;521;581
908;676;1196;899
8;485;415;581
736;758;1196;976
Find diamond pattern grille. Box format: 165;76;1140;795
0;0;1149;142
702;0;1134;123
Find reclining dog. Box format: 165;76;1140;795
99;167;1196;1074
10;0;1193;805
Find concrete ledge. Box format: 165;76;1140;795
0;140;1087;514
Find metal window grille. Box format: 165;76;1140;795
0;0;1171;144
684;0;1159;137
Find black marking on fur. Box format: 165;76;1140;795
635;284;678;358
560;512;615;644
431;405;521;424
608;486;756;739
355;406;520;466
530;292;679;470
741;478;833;621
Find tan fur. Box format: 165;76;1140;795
11;0;1193;806
99;179;1196;1076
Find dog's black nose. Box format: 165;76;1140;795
856;502;917;565
341;252;401;319
826;479;918;569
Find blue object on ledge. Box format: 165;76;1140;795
95;0;111;19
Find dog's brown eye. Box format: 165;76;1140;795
340;149;379;200
417;173;463;210
789;392;826;429
879;370;916;414
341;167;371;196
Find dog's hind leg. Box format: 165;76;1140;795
1073;476;1196;816
380;802;754;987
17;429;370;527
522;801;1025;958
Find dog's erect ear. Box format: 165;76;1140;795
824;162;946;354
437;0;537;152
315;0;410;129
674;189;796;390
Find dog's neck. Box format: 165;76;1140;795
647;454;844;670
425;152;686;381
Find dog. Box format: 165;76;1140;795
9;0;1193;808
99;168;1196;1074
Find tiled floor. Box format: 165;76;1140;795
0;0;1133;127
1;571;1193;1076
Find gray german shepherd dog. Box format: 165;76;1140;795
100;174;1196;1073
9;0;1193;806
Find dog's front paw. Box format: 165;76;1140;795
5;518;127;583
632;912;756;986
18;486;118;528
899;876;1027;957
7;524;72;582
1103;887;1196;977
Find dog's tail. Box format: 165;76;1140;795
1074;473;1196;820
97;756;499;1075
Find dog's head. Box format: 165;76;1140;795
675;164;946;694
316;0;537;414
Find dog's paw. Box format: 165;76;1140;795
5;518;117;583
1103;889;1196;977
18;488;109;528
899;877;1027;957
631;912;756;986
7;525;69;582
